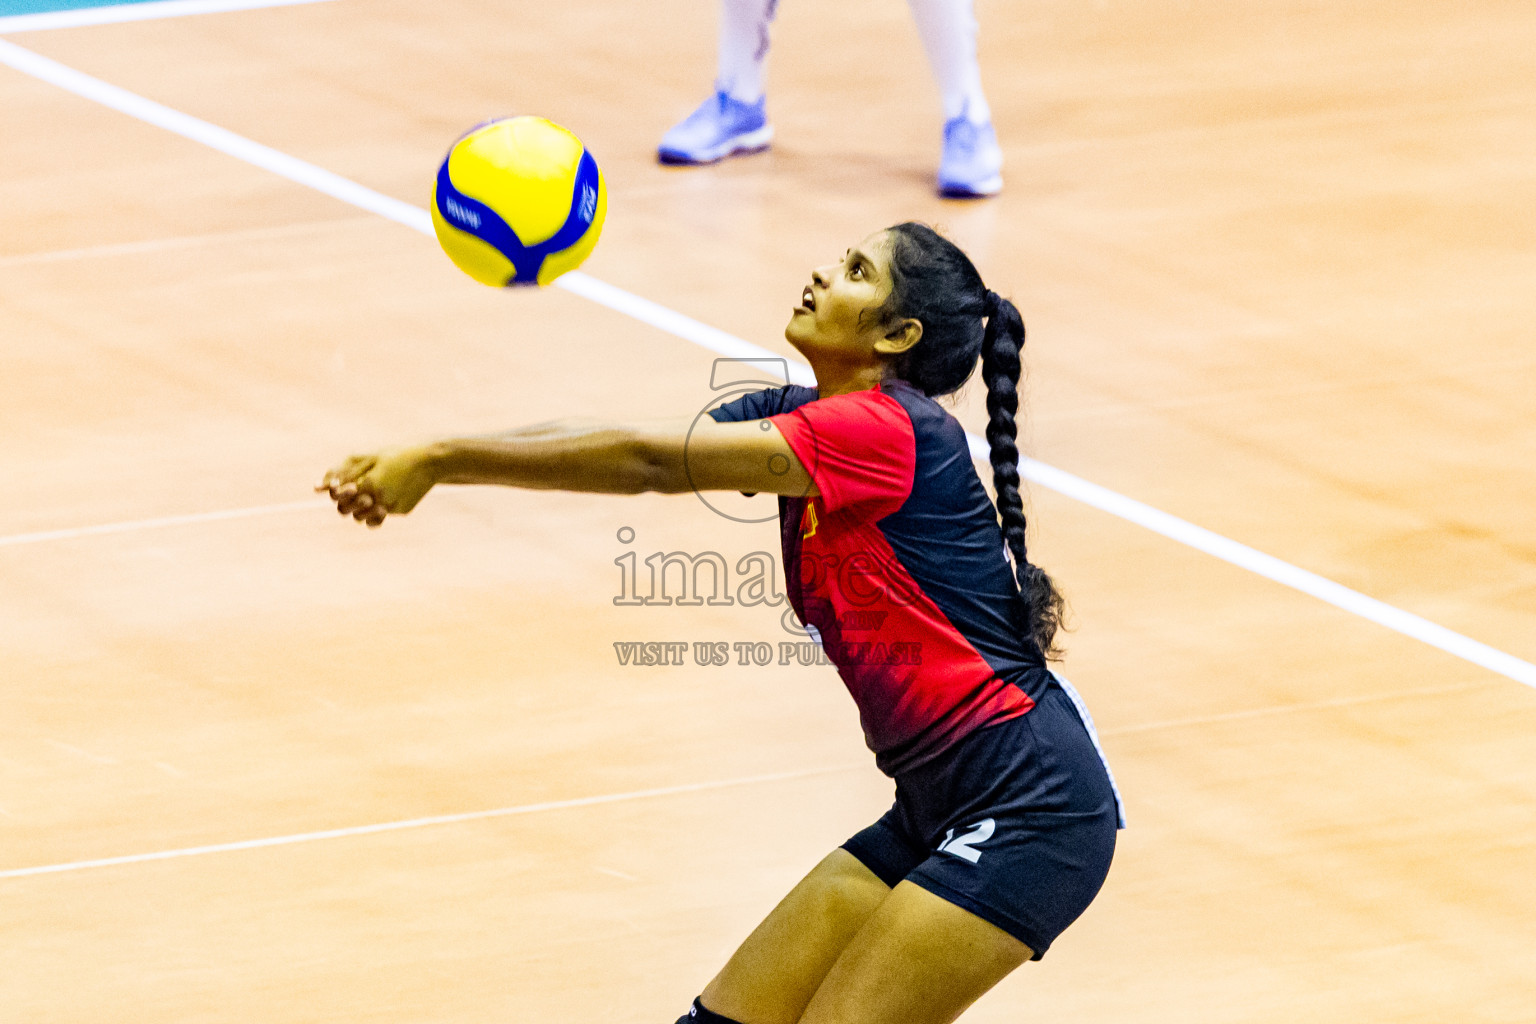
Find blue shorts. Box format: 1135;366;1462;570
841;681;1120;959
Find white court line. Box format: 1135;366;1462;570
0;500;317;548
989;441;1536;690
0;217;374;268
0;0;335;35
1;40;1533;691
0;765;856;880
0;37;427;230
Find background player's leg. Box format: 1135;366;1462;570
905;0;1004;196
658;0;778;164
798;880;1032;1024
905;0;991;124
717;0;779;104
697;849;891;1024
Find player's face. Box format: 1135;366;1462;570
785;231;898;364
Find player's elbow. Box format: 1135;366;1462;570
622;432;692;494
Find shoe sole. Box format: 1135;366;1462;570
657;125;774;165
937;173;1003;198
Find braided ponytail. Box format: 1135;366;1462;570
979;291;1065;658
879;223;1067;659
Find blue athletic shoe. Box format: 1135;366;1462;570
937;117;1003;198
657;91;773;165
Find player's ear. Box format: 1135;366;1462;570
875;317;923;356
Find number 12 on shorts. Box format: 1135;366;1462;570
936;818;995;863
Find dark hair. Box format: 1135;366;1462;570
876;221;1066;659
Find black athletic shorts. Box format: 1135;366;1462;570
841;680;1120;960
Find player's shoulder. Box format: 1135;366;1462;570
804;381;927;417
778;384;819;412
796;384;920;441
795;382;972;453
709;384;818;422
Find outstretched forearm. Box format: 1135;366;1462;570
425;418;689;495
320;414;812;527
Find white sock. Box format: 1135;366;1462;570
906;0;992;124
716;0;779;103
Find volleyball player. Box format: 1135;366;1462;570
657;0;1006;198
320;222;1122;1024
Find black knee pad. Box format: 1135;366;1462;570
675;996;745;1024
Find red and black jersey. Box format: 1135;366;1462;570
711;381;1050;776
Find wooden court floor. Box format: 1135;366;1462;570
2;0;1533;1020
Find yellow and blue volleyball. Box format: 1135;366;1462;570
431;116;606;287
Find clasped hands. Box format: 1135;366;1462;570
316;447;437;528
